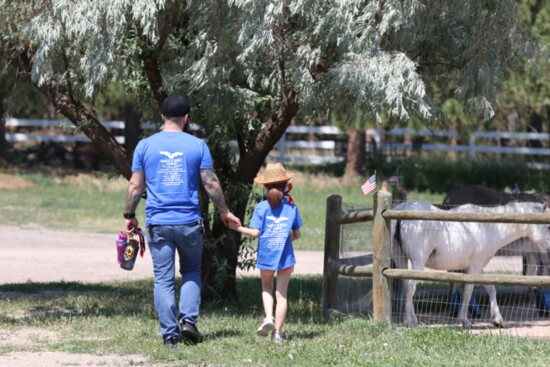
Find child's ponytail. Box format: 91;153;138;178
267;187;283;209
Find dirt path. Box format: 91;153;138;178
0;225;323;284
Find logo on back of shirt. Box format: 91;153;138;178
159;151;184;160
266;216;288;224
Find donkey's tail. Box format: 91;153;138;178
391;220;407;269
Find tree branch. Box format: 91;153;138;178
7;44;132;179
233;89;299;184
134;2;186;107
157;1;181;51
135;22;167;106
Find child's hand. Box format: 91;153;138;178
228;221;240;231
290;230;295;241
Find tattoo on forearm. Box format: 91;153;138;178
125;191;141;213
201;168;215;181
201;169;229;212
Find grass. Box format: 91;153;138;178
0;169;444;251
1;277;549;366
0;170;136;233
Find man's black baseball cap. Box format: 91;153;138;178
161;95;191;117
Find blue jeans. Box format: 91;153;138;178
147;223;203;340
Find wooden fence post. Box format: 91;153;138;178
322;194;342;317
372;190;393;323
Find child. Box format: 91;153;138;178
230;163;303;343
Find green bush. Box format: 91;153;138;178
370;158;550;194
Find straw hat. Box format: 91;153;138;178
254;163;295;184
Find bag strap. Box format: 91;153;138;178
135;227;146;257
127;226;146;258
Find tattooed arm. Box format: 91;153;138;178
124;170;146;230
200;168;241;227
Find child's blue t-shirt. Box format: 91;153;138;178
249;199;303;270
132;131;213;225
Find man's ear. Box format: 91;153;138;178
182;115;190;132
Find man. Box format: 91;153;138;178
123;95;241;347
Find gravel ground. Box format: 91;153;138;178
0;224;323;284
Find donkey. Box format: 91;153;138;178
443;185;550;298
391;201;550;328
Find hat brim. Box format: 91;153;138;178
254;172;295;185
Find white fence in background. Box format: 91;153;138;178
367;128;550;159
5;118;550;164
272;125;550;163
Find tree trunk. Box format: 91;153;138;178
47;91;132;178
201;90;300;302
123;104;143;158
344;128;365;179
448;122;457;160
403;133;412;157
527;111;543;148
8;49;132;179
0;89;6;163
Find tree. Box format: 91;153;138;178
0;0;542;301
497;0;550;149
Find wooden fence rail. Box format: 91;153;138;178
5;119;550;164
5;118;128;144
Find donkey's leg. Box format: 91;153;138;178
458;283;474;329
539;250;550;276
482;283;504;327
531;246;550;308
525;252;539;305
404;279;418;327
390;244;409;314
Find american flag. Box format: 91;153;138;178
361;174;377;196
388;172;399;183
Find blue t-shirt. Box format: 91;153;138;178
249;198;303;270
132;131;213;225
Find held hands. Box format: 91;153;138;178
228;220;240;231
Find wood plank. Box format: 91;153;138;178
383;268;550;287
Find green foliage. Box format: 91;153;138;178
496;0;550;130
372;158;550;194
1;0;544;126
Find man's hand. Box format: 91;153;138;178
125;218;139;232
228;220;240;231
221;211;241;228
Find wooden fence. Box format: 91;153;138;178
273;126;550;163
322;191;550;323
3;118;163;144
5;119;550;165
